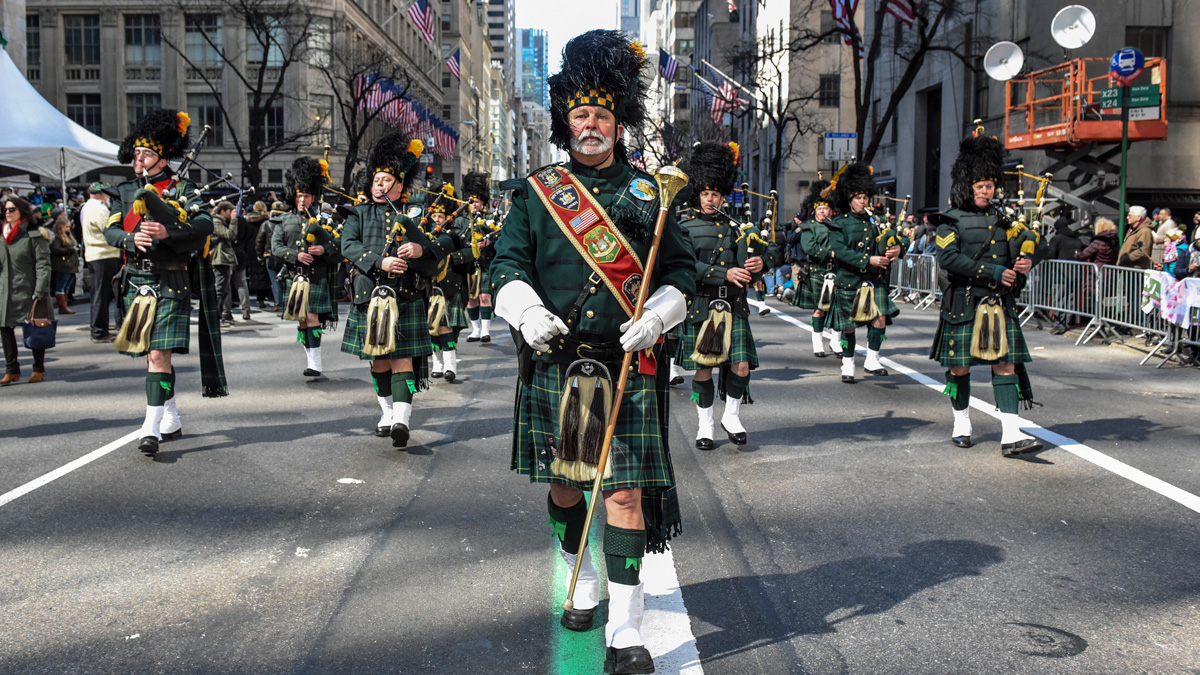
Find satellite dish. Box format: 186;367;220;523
984;42;1025;81
1051;5;1096;49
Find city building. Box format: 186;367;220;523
516;28;547;110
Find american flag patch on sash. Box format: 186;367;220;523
570;211;599;232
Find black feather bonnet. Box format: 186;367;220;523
950;133;1005;211
802;180;834;220
119;109;191;165
547;30;649;166
462;172;490;204
367;131;424;197
284;157;327;204
833;162;875;213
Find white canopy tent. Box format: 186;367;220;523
0;49;121;190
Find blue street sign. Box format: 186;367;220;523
1111;47;1144;85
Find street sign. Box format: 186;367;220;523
824;132;857;161
1100;85;1160;112
1110;47;1144;85
1129;106;1160;121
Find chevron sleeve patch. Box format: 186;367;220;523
936;232;956;249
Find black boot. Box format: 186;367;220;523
390;423;410;448
138;437;160;456
604;646;655;674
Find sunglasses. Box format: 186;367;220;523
4;207;16;213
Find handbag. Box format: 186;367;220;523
21;298;57;350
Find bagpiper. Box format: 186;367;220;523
790;179;840;357
491;30;695;674
423;184;474;382
339;132;439;447
465;173;499;342
271;157;341;378
104;109;228;455
825;164;908;383
675;141;765;449
931;131;1047;456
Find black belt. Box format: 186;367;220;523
543;335;626;366
699;284;732;300
126;258;188;273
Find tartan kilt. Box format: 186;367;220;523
792;269;823;309
825;285;899;332
284;273;333;316
119;273;190;356
442;297;469;330
478;266;494;296
341;296;433;360
676;313;759;371
930;314;1032;368
511;363;676;492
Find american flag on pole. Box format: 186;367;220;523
886;0;916;24
658;48;679;81
408;0;436;45
702;72;749;126
726;0;738;14
830;0;864;58
447;48;461;82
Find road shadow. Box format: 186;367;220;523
684;539;1006;666
3;416;138;438
1043;416;1166;444
752;411;932;447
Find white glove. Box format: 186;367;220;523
494;280;569;351
618;285;687;353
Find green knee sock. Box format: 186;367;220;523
451;328;463;345
812;315;825;333
756;290;766;301
296;328;309;348
841;331;857;357
604;524;646;586
146;372;171;406
372;369;392;397
992;373;1020;414
547;492;589;553
441;334;454;351
166;367;176;401
467;307;480;321
308;327;322;348
868;326;885;351
944;371;970;411
691;378;715;408
724;371;750;400
480;306;493;320
391;371;416;404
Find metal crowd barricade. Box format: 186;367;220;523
1017;260;1101;346
1080;265;1175;365
889;254;940;310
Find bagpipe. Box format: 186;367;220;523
360;195;422;356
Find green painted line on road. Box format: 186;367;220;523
551;494;606;675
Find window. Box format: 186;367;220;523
819;74;840;107
674;92;689;110
313;94;333;147
309;17;332;68
442;13;452;31
125;14;162;66
67;94;102;134
127;93;161;133
442;105;452;118
264;103;285;145
64;15;101;66
188;93;225;145
247;16;284;66
819;10;839;44
268;168;284;184
674;38;694;56
26;14;40;67
1125;26;1169;58
974;82;990;121
443;71;452;87
185;14;223;66
675;13;694;28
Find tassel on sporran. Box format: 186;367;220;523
691;299;733;367
282;274;311;321
362;286;400;357
817;273;836;311
850;282;880;323
113;285;158;354
970;295;1009;360
553;360;614;483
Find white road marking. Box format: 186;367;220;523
751;299;1200;516
643;547;704;674
0;431;140;508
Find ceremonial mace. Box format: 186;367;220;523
563;164;690;611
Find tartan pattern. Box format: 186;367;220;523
930;315;1031;367
676;313;759;371
341;297;433;360
285;274;333;316
792;269;825;310
119;273;190;356
824;285;900;332
478;266;494;296
511;364;677;492
442;299;468;330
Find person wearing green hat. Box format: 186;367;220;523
82;182;120;341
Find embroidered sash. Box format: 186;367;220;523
122;178;173;233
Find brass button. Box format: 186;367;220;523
949;350;955;356
589;287;596;294
593;187;600;194
992;254;997;259
586;310;594;318
718;234;724;238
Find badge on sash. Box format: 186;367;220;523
550;186;580;211
628;178;656;202
536;168;562;188
406;206;423;218
583;225;620;264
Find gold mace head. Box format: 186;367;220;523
653;165;689;207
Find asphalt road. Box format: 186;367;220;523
1;296;1197;674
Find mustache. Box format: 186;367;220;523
577;130;607;142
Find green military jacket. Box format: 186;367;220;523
827;210;910;289
492;160;696;354
340;201;438;304
935;206;1049;323
424;216;475;301
103;170;213;299
799;219;834;268
681;212;764;323
270;211;341;273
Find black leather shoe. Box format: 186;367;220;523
161;428;183;442
952;435;973;448
813;351;827;358
375;425;390;438
865;367;889;376
480;334;491;343
669;375;684;386
1002;438;1044;457
841;375;856;384
431;370;444;379
391;423;410;448
467;335;480;342
721;423;747;445
604;645;655;674
303;368;321;377
560;606;595;631
758;306;770;316
137;436;160;456
444;370;456;383
695;437;714;451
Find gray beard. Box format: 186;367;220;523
570;134;614;156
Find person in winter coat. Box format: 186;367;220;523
1117;206;1160;270
1075;217;1119;267
1;197;53;384
242;201;274;310
48;214;80;315
208;201;238;326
